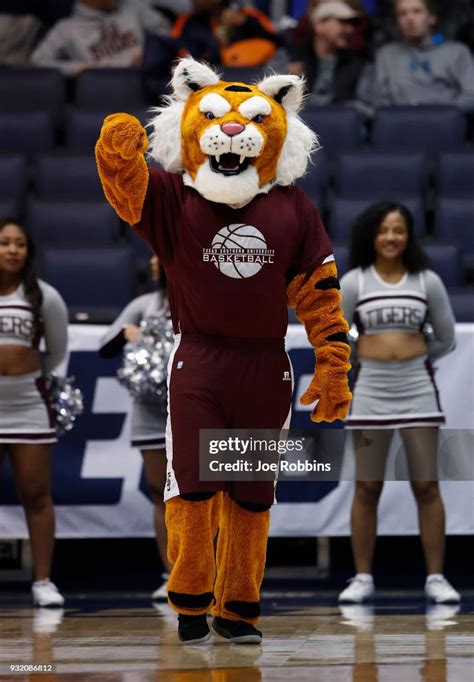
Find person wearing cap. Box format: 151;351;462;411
288;0;368;106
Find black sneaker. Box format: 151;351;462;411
177;614;210;644
211;616;262;644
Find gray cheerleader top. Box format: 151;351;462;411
340;266;456;361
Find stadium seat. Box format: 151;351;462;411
372;107;466;155
336;152;426;198
0;201;19;219
40;246;134;321
300;106;362;159
0;112;54;156
333;243;349;277
436;198;474;263
27;199;120;246
76;69;147;111
448;289;474;322
0;68;65;129
67;109;150;153
329;196;425;241
296;152;328;212
0;155;27;216
422;242;463;287
438;152;474;197
35;154;104;200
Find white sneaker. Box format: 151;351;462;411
426;603;460;630
33;608;65;634
425;576;461;604
151;573;169;602
339;604;375;631
32;580;65;608
338;576;375;603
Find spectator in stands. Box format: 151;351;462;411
30;0;171;76
0;13;42;66
371;0;474;110
288;1;367;106
290;0;368;59
171;0;281;67
0;218;68;608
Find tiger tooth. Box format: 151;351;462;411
215;154;221;163
239;155;246;164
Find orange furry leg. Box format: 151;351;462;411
211;495;270;624
166;494;221;616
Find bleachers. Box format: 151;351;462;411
40;247;134;322
0;112;54;156
329;196;425;239
0;155;27;217
0;66;472;321
35;154;104;200
75;69;147;112
336;152;426;199
372;106;467;156
436;198;474;267
27;199;120;246
301;107;362;159
0;68;65;129
437;152;474;197
423;243;463;288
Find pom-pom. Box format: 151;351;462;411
117;315;174;407
45;375;84;435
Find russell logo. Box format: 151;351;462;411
203;224;275;279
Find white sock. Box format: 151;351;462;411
426;573;444;584
355;573;373;583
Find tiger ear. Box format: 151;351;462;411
257;75;305;113
171;58;220;101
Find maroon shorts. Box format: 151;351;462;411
165;334;293;505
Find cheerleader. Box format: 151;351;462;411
0;219;68;607
338;201;461;605
99;255;171;600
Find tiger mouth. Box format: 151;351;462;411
209;153;251;176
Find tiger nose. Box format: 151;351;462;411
221;122;245;137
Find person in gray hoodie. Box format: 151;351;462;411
31;0;171;76
372;0;474;111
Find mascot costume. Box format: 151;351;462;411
96;58;351;645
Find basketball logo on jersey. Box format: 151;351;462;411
203;224;275;279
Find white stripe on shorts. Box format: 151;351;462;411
164;333;182;502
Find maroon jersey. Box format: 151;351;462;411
133;167;333;339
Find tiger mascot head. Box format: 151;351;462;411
148;58;318;207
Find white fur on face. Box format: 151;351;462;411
199;93;231;117
199;123;264;160
276;112;319;185
238;96;271;120
184;164;268;207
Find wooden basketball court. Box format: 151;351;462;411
0;592;472;681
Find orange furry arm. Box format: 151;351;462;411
95;113;149;224
287;260;352;423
